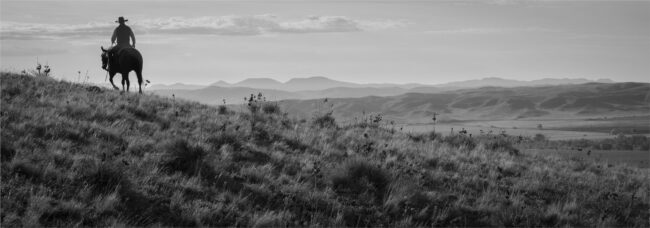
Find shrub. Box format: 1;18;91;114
250;211;292;227
442;134;476;150
126;140;154;157
533;133;546;142
428;131;442;141
313;112;336;128
38;202;84;227
1;141;16;162
407;133;426;143
251;124;275;146
79;162;130;195
330;158;391;202
11;160;44;181
480;137;519;155
248;103;260;114
217;105;229;115
207;132;243;151
600;143;613;150
262;102;281;114
160;138;207;176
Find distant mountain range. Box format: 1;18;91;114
149;76;647;122
150;76;615;91
279;82;650;122
150;76;621;105
435;77;615;88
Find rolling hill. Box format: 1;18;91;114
280;82;650;122
1;72;648;227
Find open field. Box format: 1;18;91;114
524;149;650;169
402;119;650;140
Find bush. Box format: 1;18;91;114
428;131;442;141
262;102;281;114
38;202;84;227
313;112;336;128
248;103;260;114
407;133;426;143
207;132;243;151
330;158;391;202
217;105;229;115
11;160;44;181
533;133;546;142
1;141;16;162
79;162;130;195
442;134;476;150
251;124;276;146
480;137;519;155
250;211;292;227
600;143;613;150
160;138;207;176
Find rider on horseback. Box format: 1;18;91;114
101;16;144;93
112;16;135;48
111;17;135;48
105;16;136;69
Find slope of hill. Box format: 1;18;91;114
2;73;648;227
281;83;650;122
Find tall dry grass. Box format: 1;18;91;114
1;72;648;227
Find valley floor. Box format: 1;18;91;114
524;149;650;169
402;118;650;140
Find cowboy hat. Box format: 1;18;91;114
115;16;128;23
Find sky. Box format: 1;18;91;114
1;0;649;85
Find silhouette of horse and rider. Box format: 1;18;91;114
101;16;144;93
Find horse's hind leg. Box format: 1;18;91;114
121;76;126;91
122;72;130;92
136;70;143;94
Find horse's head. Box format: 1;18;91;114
100;46;109;70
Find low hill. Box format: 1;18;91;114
1;73;648;227
281;83;650;122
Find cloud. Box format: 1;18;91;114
1;45;69;56
424;27;559;35
1;15;407;40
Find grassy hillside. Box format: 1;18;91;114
1;73;649;227
281;83;650;122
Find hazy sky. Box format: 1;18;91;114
1;0;649;85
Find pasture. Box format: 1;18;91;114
402;118;650;140
524;149;650;169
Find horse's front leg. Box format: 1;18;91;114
109;73;119;90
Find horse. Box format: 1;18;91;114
101;46;144;93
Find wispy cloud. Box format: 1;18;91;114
1;15;407;40
424;27;559;35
